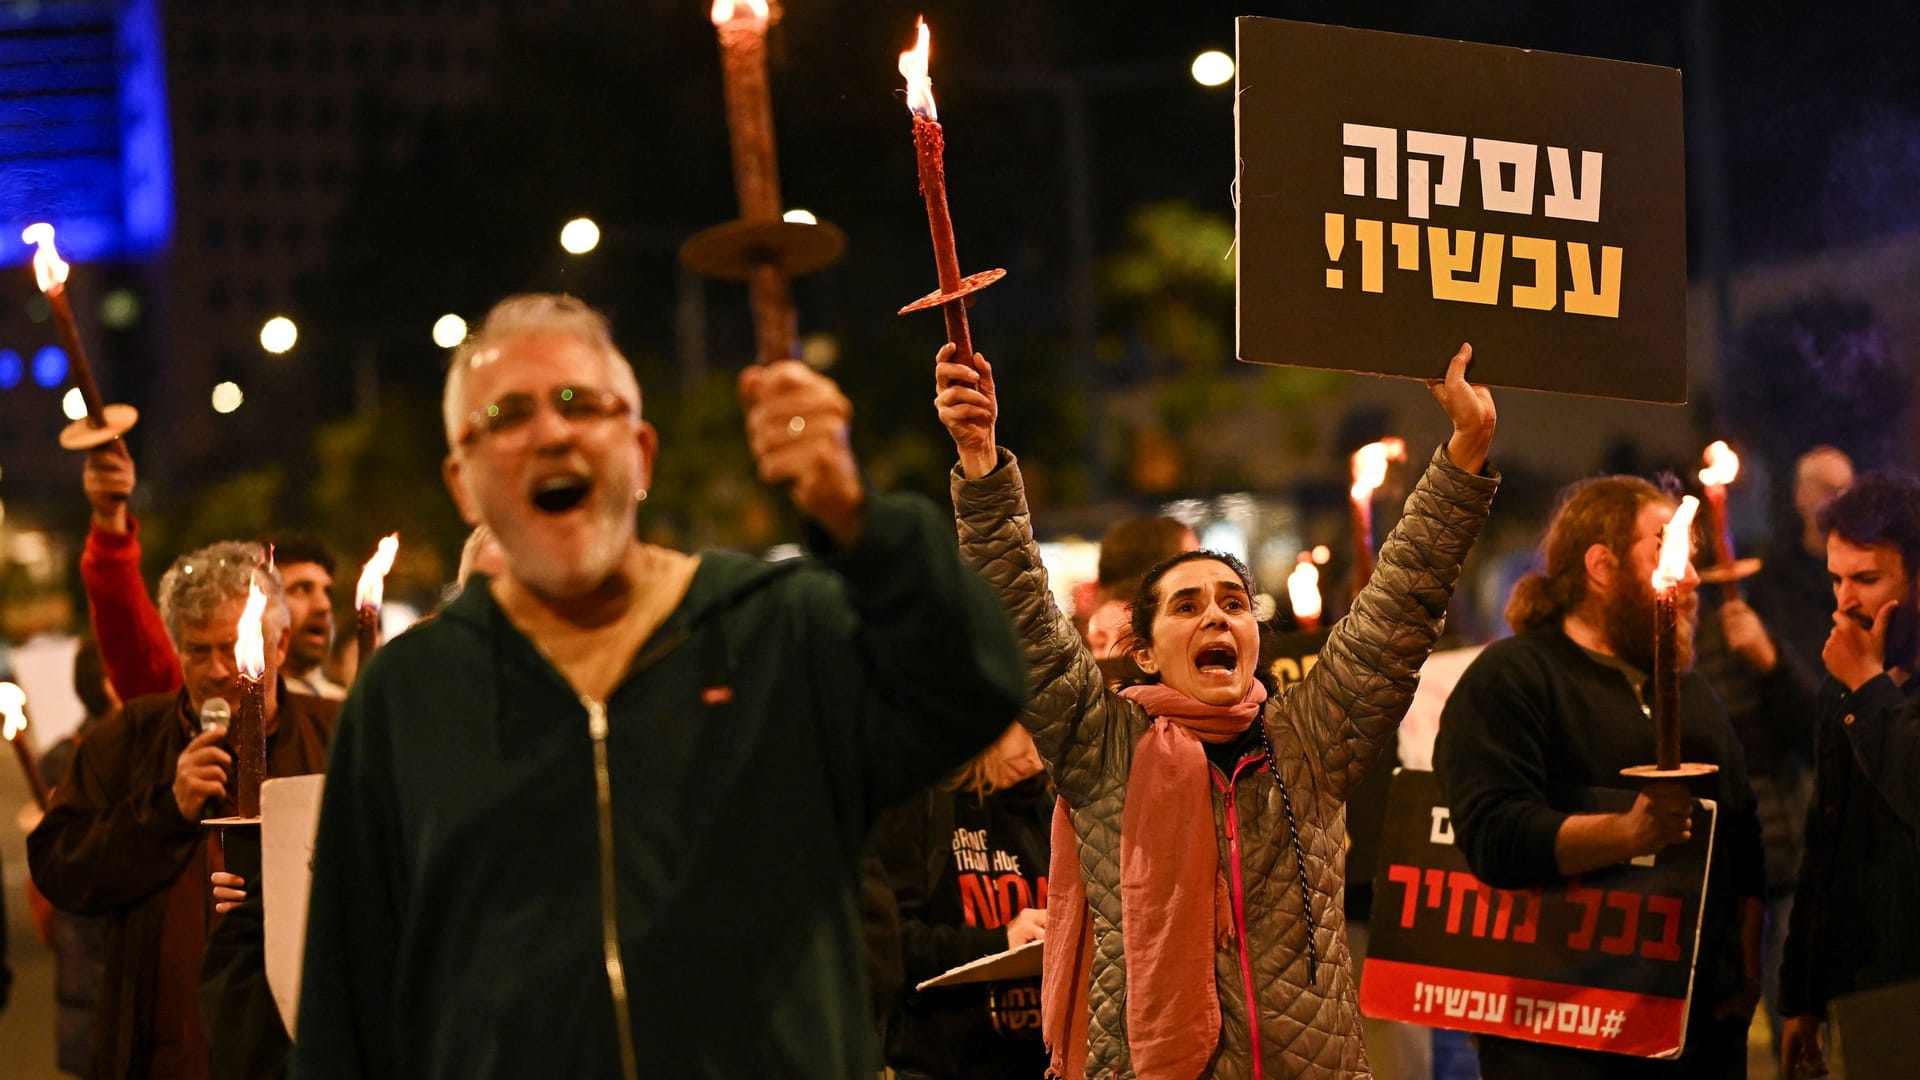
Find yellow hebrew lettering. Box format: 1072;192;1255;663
1564;242;1623;318
1326;213;1345;289
1269;657;1303;687
1392;223;1421;270
1427;228;1505;306
1509;236;1558;311
1356;218;1386;293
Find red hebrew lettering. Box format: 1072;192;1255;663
1598;891;1642;956
1444;871;1492;936
1424;868;1446;910
1641;894;1683;962
1510;888;1541;943
1566;880;1604;951
1388;864;1422;928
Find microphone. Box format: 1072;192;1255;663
200;696;231;735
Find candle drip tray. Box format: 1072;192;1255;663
1620;762;1720;780
59;404;139;451
681;219;846;281
203;816;262;828
898;268;1006;314
1695;558;1763;585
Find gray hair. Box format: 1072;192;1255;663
157;541;291;650
441;293;644;448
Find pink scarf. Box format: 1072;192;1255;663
1043;680;1268;1080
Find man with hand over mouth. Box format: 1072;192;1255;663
292;294;1025;1080
1780;471;1920;1079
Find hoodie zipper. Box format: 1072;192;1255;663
1215;751;1268;1080
585;695;640;1080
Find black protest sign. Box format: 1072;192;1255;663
1235;18;1687;403
1360;770;1714;1059
1262;626;1330;691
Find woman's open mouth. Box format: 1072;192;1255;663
1195;645;1238;675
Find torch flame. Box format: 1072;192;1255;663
236;581;269;681
1698;440;1740;489
1;682;27;741
21;223;70;294
898;17;936;120
1349;437;1407;501
356;533;400;611
1287;553;1324;621
709;0;768;25
1651;496;1701;593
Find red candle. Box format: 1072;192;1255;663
1287;555;1324;633
711;0;796;364
899;18;976;363
230;582;271;819
1649;496;1700;772
22;224;134;468
232;675;267;819
1653;587;1681;770
1698;441;1741;600
354;534;400;678
1348;498;1375;592
1348;438;1404;592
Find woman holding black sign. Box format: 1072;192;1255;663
935;341;1498;1078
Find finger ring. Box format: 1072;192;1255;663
786;416;806;437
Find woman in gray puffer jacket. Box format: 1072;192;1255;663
935;343;1498;1080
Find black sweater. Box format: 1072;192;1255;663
869;775;1052;1079
1434;626;1766;1077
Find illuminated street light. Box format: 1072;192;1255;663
1191;49;1234;87
559;217;601;255
212;381;245;414
782;209;818;225
432;313;469;349
260;316;298;354
62;387;86;421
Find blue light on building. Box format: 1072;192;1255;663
0;349;22;389
32;345;68;388
0;0;174;266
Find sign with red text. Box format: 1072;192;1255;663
1359;769;1715;1059
1235;18;1687;402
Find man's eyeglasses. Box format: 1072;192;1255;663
460;385;632;446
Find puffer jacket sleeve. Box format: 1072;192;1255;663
1281;444;1497;801
952;450;1136;808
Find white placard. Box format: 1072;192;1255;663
262;773;326;1036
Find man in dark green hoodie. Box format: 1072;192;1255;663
291;294;1026;1079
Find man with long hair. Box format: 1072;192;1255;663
1435;476;1766;1078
